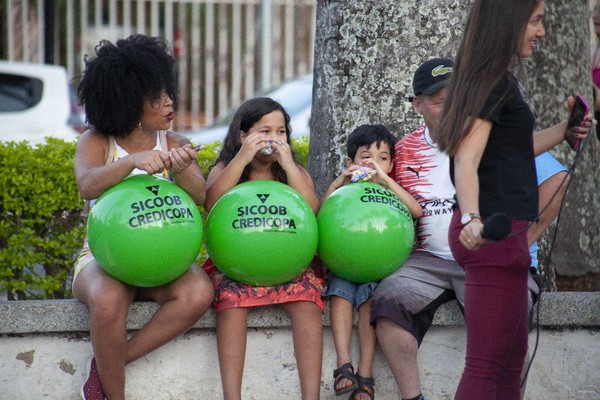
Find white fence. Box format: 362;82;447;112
0;0;316;131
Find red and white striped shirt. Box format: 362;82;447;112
393;126;456;260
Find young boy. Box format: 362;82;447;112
322;124;422;400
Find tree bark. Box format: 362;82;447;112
524;0;600;280
309;0;599;283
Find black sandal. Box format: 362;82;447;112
349;374;375;400
333;362;358;396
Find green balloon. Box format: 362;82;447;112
317;182;415;283
205;180;318;286
87;174;203;287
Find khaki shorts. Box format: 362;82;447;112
370;250;539;345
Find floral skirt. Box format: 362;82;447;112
201;256;326;313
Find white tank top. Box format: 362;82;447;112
86;131;169;211
111;133;168;178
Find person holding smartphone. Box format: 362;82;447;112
436;1;593;399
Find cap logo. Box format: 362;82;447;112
432;65;452;77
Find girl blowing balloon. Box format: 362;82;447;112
202;97;325;400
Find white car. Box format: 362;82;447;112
0;61;80;144
185;74;313;145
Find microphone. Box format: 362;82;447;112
481;213;511;241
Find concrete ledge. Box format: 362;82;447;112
1;292;598;334
1;292;598;399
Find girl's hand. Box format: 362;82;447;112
459;219;484;251
239;132;268;163
271;139;296;169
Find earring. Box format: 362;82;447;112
137;122;143;135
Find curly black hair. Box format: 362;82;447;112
77;34;176;137
216;97;297;184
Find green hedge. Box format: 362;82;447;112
0;137;309;300
0;139;84;299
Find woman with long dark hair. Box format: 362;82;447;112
437;1;592;398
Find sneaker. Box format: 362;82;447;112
81;357;106;400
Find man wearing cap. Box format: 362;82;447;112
370;58;568;400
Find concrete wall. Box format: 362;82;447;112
1;292;598;399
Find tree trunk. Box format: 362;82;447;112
523;0;600;282
310;0;468;197
309;0;599;285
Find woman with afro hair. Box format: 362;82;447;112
73;34;213;400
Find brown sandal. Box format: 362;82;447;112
333;362;358;396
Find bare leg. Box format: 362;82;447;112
283;301;323;400
330;295;355;392
74;263;136;400
216;307;250;400
376;317;422;399
74;263;213;400
354;299;377;400
527;171;569;247
127;265;213;363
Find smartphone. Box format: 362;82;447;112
566;94;590;151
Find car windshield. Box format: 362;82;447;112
0;73;43;112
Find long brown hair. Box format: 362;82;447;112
437;0;540;156
215;97;295;183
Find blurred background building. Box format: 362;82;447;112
0;0;316;131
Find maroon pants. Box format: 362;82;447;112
449;211;531;400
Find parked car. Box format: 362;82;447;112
0;61;81;144
67;83;88;134
185;74;313;145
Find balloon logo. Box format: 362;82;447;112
205;180;318;286
317;182;415;283
87;174;203;287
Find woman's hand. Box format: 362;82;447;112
129;149;170;175
459;219;484;250
564;95;595;150
167;144;198;174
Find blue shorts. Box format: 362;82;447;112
531;152;567;267
322;272;378;309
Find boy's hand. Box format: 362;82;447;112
327;165;362;191
361;158;389;186
350;166;377;182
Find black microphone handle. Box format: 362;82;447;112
481;212;512;241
